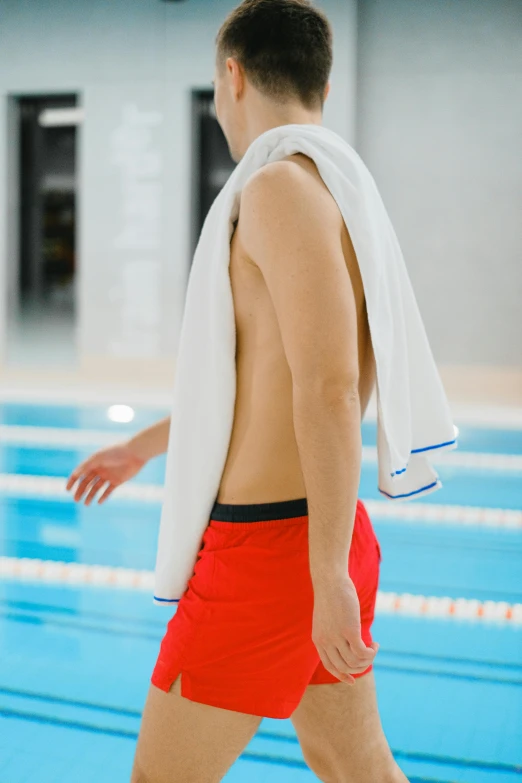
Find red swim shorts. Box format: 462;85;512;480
151;497;381;719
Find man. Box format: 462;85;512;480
67;1;409;780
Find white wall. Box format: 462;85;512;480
0;0;357;386
356;0;522;367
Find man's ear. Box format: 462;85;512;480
226;56;245;101
324;82;331;102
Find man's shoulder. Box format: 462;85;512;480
240;153;335;222
242;156;309;201
236;154;342;268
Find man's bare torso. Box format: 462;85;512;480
216;153;376;504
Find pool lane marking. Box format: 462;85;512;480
0;426;119;447
0;473;165;502
2;426;522;472
0;473;521;528
1;556;520;624
0;702;517;778
363;499;522;528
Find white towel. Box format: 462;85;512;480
153;123;457;604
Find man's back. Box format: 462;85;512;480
217;152;376;504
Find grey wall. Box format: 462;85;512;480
0;0;520;377
0;0;357;376
356;0;522;366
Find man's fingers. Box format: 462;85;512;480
98;484;116;504
73;471;101;502
66;469;81;490
84;478;106;506
327;645;359;677
66;457;98;490
345;628;376;660
66;460;118;505
319;648;355;685
337;638;371;670
66;462;92;490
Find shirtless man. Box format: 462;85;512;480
67;1;409;781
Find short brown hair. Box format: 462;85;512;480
216;0;333;110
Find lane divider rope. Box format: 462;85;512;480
0;473;165;502
0;473;520;529
0;426;118;447
363;445;522;473
1;556;520;625
363;500;522;528
2;426;522;472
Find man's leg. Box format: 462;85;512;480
290;671;409;783
131;673;262;783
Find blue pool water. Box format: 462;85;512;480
0;402;521;782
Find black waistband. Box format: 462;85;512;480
210;497;308;522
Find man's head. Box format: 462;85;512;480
214;0;333;161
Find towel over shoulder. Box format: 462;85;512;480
153;124;457;604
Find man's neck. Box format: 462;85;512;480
239;103;323;158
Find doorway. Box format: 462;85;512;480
7;94;80;366
191;90;235;258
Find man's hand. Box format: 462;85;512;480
312;575;379;685
65;442;147;506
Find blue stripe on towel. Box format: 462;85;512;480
153;596;180;603
390;439;457;477
411;438;457;454
379;480;439;499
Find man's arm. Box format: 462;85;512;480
239;159;377;682
240;160;360;577
127;416;171;462
66;416;171;505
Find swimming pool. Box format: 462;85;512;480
0;400;521;782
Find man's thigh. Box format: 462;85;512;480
290;671;406;782
132;674;262;783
